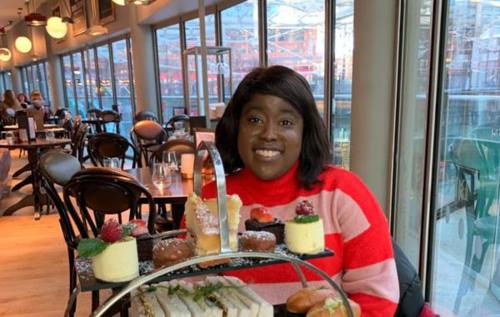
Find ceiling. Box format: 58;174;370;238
0;0;46;32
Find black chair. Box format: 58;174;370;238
148;139;196;167
88;132;140;169
130;120;167;167
100;110;121;134
164;114;190;138
62;167;157;313
189;115;207;132
134;110;158;123
39;150;83;317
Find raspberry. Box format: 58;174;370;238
296;200;314;216
100;220;123;243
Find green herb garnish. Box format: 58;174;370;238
294;214;320;223
77;238;108;257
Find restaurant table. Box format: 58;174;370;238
2;123;59;130
126;167;194;228
0;138;72;219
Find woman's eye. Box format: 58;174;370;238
280;119;294;127
248;116;262;124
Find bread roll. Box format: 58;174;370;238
306;297;361;317
286;287;337;313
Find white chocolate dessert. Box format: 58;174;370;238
284;200;325;255
184;193;242;256
92;236;139;282
131;277;273;317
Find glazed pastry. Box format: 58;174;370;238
239;230;276;252
152;238;193;268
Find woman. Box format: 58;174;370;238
203;66;399;316
0;90;22;125
30;90;52;122
17;92;30;109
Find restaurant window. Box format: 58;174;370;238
0;71;12;93
267;0;325;114
330;0;353;170
60;36;135;139
155;24;184;120
184;14;217;116
220;0;260;96
428;0;500;314
19;61;51;106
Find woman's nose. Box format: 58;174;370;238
260;120;278;140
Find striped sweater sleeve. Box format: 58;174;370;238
331;170;399;316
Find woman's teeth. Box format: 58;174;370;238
255;149;280;157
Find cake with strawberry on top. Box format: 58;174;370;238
244;207;285;244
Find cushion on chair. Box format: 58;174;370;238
40;150;81;186
134;120;163;140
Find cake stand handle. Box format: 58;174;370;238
193;141;231;253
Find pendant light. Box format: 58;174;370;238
46;17;68;39
0;22;12;62
15;9;32;54
24;0;47;27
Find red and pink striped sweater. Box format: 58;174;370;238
202;162;399;316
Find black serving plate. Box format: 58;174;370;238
75;244;334;292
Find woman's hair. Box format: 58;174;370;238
17;93;28;101
3;90;20;108
216;65;331;188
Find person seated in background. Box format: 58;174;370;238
0;90;23;126
201;65;399;316
16;93;31;109
30;90;52;123
28;90;47;130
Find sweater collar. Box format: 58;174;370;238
237;161;301;195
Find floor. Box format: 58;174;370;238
0;150;99;317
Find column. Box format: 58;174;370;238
350;0;398;213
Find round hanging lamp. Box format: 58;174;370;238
0;48;12;62
112;0;126;5
46;17;68;39
15;36;32;53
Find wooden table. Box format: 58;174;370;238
0;138;72;219
2;123;59;130
126;168;194;228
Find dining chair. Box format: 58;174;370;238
70;123;88;163
134;110;158;123
100;110;121;134
87;132;140;169
39;149;83;317
449;137;500;312
164;114;190;138
130;120;167;167
148;139;196;167
62;167;157;314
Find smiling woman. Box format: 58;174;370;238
202;66;400;315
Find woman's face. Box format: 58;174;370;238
238;93;303;180
18;95;25;102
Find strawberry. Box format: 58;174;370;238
100;220;123;243
296;200;314;216
250;207;274;223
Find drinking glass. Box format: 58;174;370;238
151;163;172;189
163;151;178;172
46;131;55;140
103;157;120;169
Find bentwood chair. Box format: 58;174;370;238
134;110;158;123
62;167;157;314
130;120;167;167
164;114;190;138
87;132;140;169
148;139;196;167
100;110;121;134
39;150;83;317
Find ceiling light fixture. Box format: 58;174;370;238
15;36;32;53
24;0;47;27
0;48;12;62
46;16;68;39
